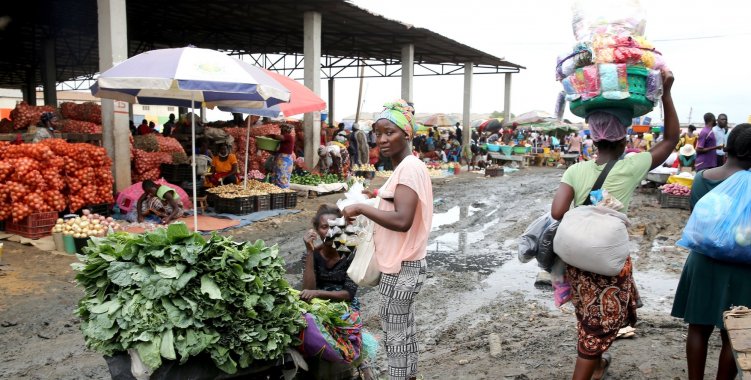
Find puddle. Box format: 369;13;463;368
431;205;482;231
633;270;679;314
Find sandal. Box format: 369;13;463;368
593;352;612;380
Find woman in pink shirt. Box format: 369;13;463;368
343;99;433;380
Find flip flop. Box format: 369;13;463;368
593;352;612;380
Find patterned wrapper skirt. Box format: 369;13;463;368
271;153;294;189
566;257;639;360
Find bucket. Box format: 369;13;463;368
52;232;65;252
63;234;76;254
74;237;90;254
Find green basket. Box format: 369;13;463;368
569;66;654;120
256;136;280;152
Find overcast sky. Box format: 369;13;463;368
320;0;750;125
204;1;749;125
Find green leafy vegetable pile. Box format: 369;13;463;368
72;223;306;374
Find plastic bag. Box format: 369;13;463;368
599;63;630;100
336;182;377;211
571;0;647;42
518;213;554;263
550;258;572;307
646;69;664;102
537;220;559;272
677;171;751;264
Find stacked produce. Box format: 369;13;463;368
60;102;102;124
290;173;341;186
59;120;103;134
52;210;121;238
132;149;172;182
154;135;185;154
660;183;690;197
72;224;307;373
352;164;376;172
9;102;57;130
130;135;187;181
206;184;267;199
556;1;666;118
0;139;113;221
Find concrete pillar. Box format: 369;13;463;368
42;38;57;106
303;11;321;170
98;0;131;191
401;44;414;103
24;71;37;106
503;73;512;124
462;62;473;149
328;78;335;125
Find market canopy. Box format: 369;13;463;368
0;0;525;90
422;113;458;127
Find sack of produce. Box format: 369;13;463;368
554;205;631;276
677;171;751;264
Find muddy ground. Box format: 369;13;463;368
0;167;725;379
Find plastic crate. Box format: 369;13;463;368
160;164;194;184
206;193;218;207
270;193;286;210
285;192;298;209
660;192;690;210
214;196;257;215
256;194;271;212
6;211;59;239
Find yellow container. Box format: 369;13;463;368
667;175;694;187
543;147;551;155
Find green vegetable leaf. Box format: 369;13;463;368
135;337;163;371
160;329;177;360
200;275;223;300
167;222;192;243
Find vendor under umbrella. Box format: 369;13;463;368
208;144;239;187
134;180;184;224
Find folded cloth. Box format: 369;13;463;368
600;63;630;100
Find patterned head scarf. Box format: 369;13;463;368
377;99;415;138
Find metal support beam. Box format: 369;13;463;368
98;0;131;191
328;78;334;125
43;38;58;106
303;11;321;170
24;71;37;106
462;62;473;153
503;73;512;124
401;44;414;103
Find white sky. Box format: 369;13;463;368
204;0;750;125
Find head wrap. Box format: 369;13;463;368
585;110;629;142
377;99;415;138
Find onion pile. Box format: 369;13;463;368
9;102;57;130
52;210;121;238
133;135;159;152
0;139;112;222
154;135;185;154
132;149;172;182
59;120;103;134
660;183;691;196
59;102;102;124
248;123;281;137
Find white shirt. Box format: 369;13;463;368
712;126;727;156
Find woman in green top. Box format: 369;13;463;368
136;180;185;224
671;123;751;380
550;70;678;380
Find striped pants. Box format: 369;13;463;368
379;259;427;380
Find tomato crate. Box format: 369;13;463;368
6;211;59;239
285;192;298;209
660;192;691;210
256;194;271;212
270;193;286;210
214;196;257;215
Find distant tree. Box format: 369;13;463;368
489;110;514;119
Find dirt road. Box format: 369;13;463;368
0;168;718;379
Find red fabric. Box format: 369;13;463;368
279;133;295;154
137;124;152;135
263;69;326;117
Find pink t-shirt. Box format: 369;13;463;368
373;155;433;274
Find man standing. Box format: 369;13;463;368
354;124;369;166
455;122;463;145
567;133;582;156
137;119;151;135
695;112;721;171
713;113;729;166
162;113;176;137
348;123;360;165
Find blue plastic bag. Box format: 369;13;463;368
677;171;751;263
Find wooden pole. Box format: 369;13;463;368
355;63;365;123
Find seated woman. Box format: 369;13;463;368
208;144;239;187
133;180;184;224
300;204;359;309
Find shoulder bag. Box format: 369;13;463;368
554;160;633;276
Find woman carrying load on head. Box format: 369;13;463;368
342;100;433;380
550;70;678;380
267;124;295;189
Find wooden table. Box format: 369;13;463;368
724;306;751;378
486;152;524;167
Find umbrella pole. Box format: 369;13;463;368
244;116;250;189
191;93;199;232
